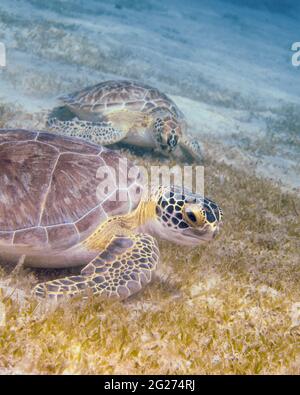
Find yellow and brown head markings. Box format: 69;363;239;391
153;186;223;244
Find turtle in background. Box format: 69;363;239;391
0;129;222;300
47;80;203;162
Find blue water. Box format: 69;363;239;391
0;0;299;189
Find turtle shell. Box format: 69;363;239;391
0;129;144;252
60;80;183;119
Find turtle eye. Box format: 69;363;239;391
183;205;206;227
167;134;178;149
187;211;197;223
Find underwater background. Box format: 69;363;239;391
0;0;300;190
0;0;300;374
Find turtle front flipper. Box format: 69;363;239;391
178;135;203;162
33;234;160;301
47;118;129;146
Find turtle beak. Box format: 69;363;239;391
211;225;220;239
209;219;223;239
160;144;169;151
183;221;222;244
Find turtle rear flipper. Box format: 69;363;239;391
47;118;129;146
33;234;160;301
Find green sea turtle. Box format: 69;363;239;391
0;129;222;300
47;80;202;162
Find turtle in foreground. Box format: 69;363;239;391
47;80;202;162
0;129;222;300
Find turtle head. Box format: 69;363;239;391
153;114;182;153
150;187;223;246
